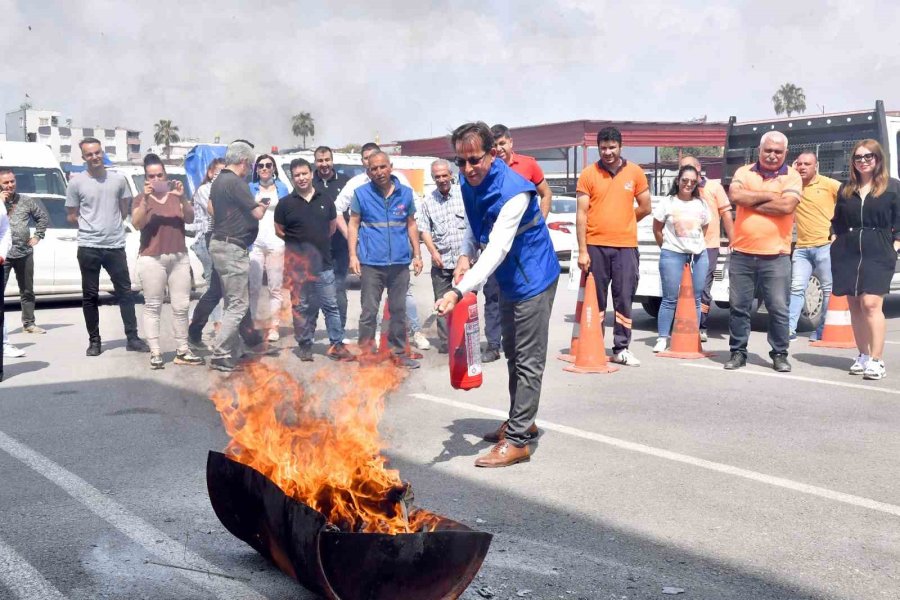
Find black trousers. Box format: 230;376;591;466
188;264;261;347
76;246;138;343
3;254;37;327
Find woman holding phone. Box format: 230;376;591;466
248;154;289;342
831;139;900;380
651;164;710;353
131;153;204;369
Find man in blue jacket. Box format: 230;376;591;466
436;122;560;468
348;151;423;368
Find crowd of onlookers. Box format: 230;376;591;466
1;127;898;386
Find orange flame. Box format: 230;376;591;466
210;360;440;534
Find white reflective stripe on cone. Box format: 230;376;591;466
824;311;852;326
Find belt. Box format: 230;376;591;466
211;233;249;250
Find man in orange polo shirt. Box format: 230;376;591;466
725;131;802;372
576;127;651;366
679;156;734;341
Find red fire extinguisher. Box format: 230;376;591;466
447;291;483;390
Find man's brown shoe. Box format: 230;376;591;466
483;420;539;443
474;441;530;468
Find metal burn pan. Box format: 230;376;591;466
207;451;492;599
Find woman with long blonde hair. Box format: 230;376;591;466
830;139;900;380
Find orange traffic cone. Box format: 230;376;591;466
810;295;856;349
564;273;619;374
658;263;712;359
559;270;588;363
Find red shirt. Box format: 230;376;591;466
508;153;545;185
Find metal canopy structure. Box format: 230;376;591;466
396;119;728;193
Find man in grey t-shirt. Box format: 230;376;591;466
65;138;148;356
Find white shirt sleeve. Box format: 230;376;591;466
336;174;365;214
0;205;10;260
455;193;530;295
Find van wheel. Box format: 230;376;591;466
797;275;825;332
640;297;661;318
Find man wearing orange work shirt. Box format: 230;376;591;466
478;124;554;363
576;127;652;366
725;131;802;372
679;156;734;341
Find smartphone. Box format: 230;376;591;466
151;180;169;195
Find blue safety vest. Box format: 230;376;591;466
462;159;560;302
354;176;414;266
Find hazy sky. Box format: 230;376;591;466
3;0;898;152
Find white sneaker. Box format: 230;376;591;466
849;354;869;375
653;337;668;353
612;348;641;367
267;328;280;342
699;330;708;343
3;343;25;358
863;358;886;380
412;331;431;350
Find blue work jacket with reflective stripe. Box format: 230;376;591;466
462;159;560;302
354;176;414;266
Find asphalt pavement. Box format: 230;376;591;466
1;272;899;600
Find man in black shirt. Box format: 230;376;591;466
275;158;352;362
207;141;267;372
312;146;351;329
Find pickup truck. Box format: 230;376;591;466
634;100;900;331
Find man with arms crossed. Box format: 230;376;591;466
436;122;559;468
66;138;149;356
789;151;840;341
679;156;734;341
575;127;651;366
725;131;802;372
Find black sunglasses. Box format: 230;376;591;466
852;153;876;163
257;162;274;169
453;152;488;168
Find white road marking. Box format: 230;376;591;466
0;536;68;600
410;393;900;519
0;430;267;600
883;340;900;345
681;362;900;395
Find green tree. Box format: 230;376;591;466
772;83;807;117
658;146;723;162
291;112;315;149
153;119;181;159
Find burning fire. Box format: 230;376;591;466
210;360;440;535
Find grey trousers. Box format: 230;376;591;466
500;279;558;446
208;240;251;359
359;264;409;354
430;267;455;344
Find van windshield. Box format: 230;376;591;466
7;167;67;196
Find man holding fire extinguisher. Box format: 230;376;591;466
436;122;560;468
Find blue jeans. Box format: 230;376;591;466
728;252;791;357
658;248;708;338
788;244;832;337
291;267;344;345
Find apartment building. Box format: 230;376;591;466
4;108;141;166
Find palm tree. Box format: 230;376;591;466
291;112;315;149
772;83;807;117
153;119;181;159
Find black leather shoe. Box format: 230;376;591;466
482;346;501;363
772;354;792;372
296;345;313;362
724;351;747;370
86;341;102;357
126;337;150;353
209;356;243;372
